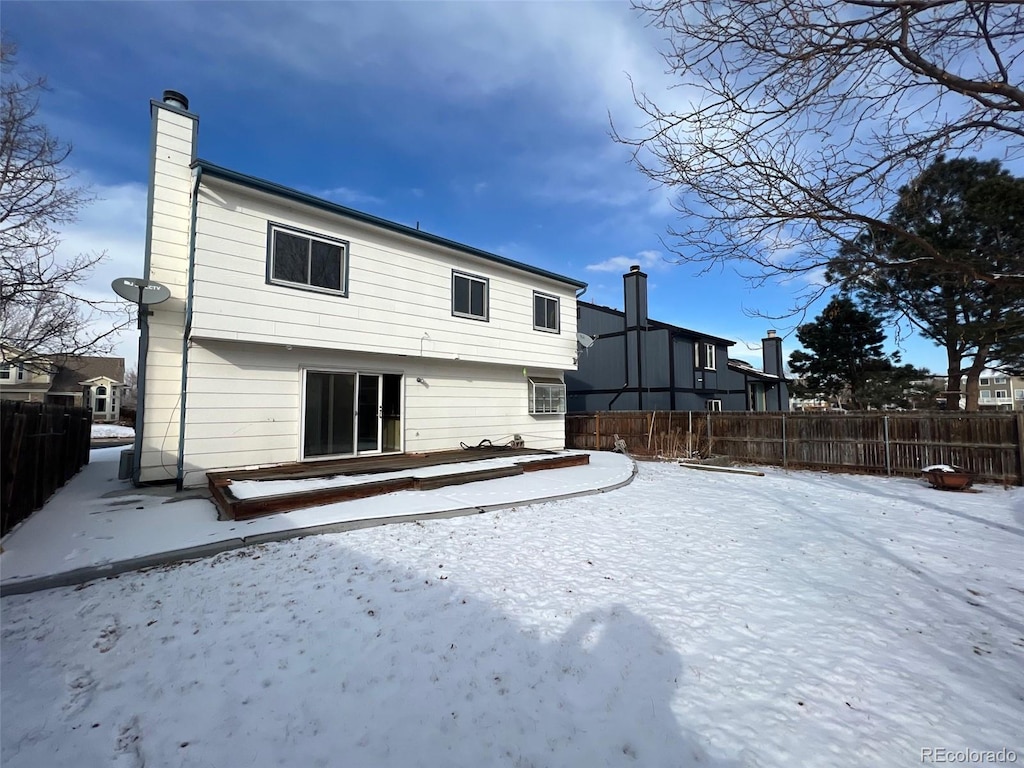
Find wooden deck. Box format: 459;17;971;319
207;448;589;520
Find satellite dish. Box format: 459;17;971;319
576;332;596;349
112;277;171;306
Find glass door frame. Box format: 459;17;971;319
300;368;390;460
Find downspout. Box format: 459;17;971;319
608;381;630;410
175;165;202;490
131;313;149;485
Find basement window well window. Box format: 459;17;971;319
529;377;566;415
268;224;347;295
452;271;488;321
533;292;560;333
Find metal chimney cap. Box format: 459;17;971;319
629;264;641;273
162;90;189;110
766;329;777;337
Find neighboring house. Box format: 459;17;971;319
134;91;586;488
566;266;788;412
0;349;125;421
967;370;1024;411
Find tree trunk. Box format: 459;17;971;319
945;352;962;411
962;344;991;412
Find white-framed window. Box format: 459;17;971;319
0;363;24;381
94;385;108;413
993;375;1009;384
980;377;991;386
706;399;722;412
533;292;559;333
980;390;992;399
995;390;1008;399
452;271;488;321
1015;389;1024;401
697;342;716;370
268;223;348;295
528;378;566;414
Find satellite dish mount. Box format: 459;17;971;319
112;277;171;328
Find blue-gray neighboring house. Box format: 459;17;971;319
566;266;789;412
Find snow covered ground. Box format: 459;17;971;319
91;424;135;439
2;462;1022;767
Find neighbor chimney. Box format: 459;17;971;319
623;266;648;330
762;329;782;377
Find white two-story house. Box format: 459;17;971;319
134;91;586;488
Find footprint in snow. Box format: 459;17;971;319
62;666;97;719
93;615;121;653
114;716;145;768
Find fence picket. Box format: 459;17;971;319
565;411;1023;485
1;401;93;536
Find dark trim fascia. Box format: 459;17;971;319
578;301;735;346
726;363;782;382
194;160;587;291
569;386;749;397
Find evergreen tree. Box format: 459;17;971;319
788;296;896;410
832;157;1024;410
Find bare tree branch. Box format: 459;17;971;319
618;0;1024;304
0;39;131;367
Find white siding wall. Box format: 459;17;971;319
180;339;566;487
189;178;578;371
139;104;196;483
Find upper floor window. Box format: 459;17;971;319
980;390;992;399
706;399;722;412
995;390;1008;399
268;223;348;296
695;342;716;370
452;271;488;321
533;292;559;333
0;363;24;381
979;377;991;386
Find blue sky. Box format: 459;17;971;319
5;0;960;374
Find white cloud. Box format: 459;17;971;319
314;186;384;207
50;176;149;367
586;249;674;273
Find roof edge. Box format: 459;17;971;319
194;160;588;290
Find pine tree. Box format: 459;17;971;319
788;296;898;410
833;157;1024;410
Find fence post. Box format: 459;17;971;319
595;413;601;451
781;412;787;469
1017;413;1024;486
688;411;692;457
706;410;712;455
883;415;892;477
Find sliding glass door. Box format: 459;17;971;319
303;371;390;458
356;374;381;453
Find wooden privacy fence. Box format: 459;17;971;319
1;401;92;536
565;411;1024;485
